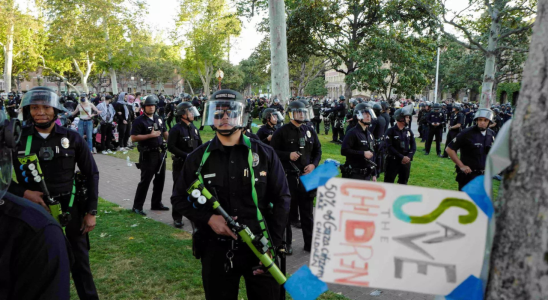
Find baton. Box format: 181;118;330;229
157;149;168;174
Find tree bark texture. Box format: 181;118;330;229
486;1;548;299
3;23;14;92
269;0;291;106
480;5;501;108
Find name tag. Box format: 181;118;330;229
204;173;216;179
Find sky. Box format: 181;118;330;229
15;0;471;65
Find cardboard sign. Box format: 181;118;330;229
309;178;489;296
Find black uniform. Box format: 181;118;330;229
7;97;18;119
443;112;464;157
388;107;396;127
131;114;168;211
384;125;416;184
165;102;176;130
345;107;358;134
167;121;202;223
311;104;322;133
171;134;290;300
0;192;71;300
325;102;346;142
341;123;377;180
446;126;495;190
271;122;322;251
114;100;130;148
370;116;387;174
380;112;391;133
425;110;445;155
256;124;276;145
270;103;284;114
491;114;503;135
464;107;474;128
9;124;100;300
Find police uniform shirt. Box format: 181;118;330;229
450;112;465;128
245;129;260;140
256;124;276;145
270;122;322;172
171;135;291;247
427;110;445;126
131;114;166;149
9;125;100;213
7;98;17;113
0;192;70;300
385;126;416;160
380;112;391;131
325;102;346;118
167;121;202;159
341;123;376;169
446;126;495;171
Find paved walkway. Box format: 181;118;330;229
95;152;433;300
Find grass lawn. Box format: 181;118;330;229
93;118;499;299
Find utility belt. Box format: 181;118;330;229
456;168;484;175
137;145;165;153
340;164;375;179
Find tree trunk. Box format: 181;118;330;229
480;6;502;108
485;1;548;299
269;0;291;106
110;69;119;94
3;23;14;92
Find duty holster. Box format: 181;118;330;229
191;222;206;259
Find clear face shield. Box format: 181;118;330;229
21;89;66;112
289;108;309;123
188;106;200;117
202;100;247;130
356;108;377;124
307;106;315;121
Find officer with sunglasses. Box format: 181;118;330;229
171;89;290;300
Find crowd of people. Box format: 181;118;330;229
0;86;513;300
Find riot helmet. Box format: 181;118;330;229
21;87;67;128
298;99;314;121
203;89;247;136
176;102;200;121
453;103;462;111
380;101;389;111
432;103;442;112
339;95;345;102
262;108;278;125
394;105;414;124
354;103;377;126
287;100;308;124
373;103;382;115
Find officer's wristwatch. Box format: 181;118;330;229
88;210;98;216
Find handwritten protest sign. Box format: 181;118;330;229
309;178;490;296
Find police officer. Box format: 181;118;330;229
131;95;169;216
311;100;322;133
165;98;176;130
341;103;377;181
271;100;322;253
379;101;391;132
325;95;346;144
371;102;387;174
417;103;426;139
322;104;332;135
6;92;18;119
256;108;278;145
0;110;71;300
425;103;445;156
441;103;465;158
489;108;503;135
384;105;416;185
171;89;290;300
9;87;100;300
445;109;496;190
167;102;202;228
420;101;432;142
345;98;358;134
270;97;285;115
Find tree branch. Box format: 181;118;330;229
497;46;530;53
499;22;534;40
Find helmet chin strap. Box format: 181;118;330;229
214;126;240;136
33;114;58;129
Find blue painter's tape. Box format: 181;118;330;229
446;275;483;300
285;265;328;300
300;161;339;191
462;175;494;219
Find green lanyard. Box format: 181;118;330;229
197;135;274;254
25;135;76;209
